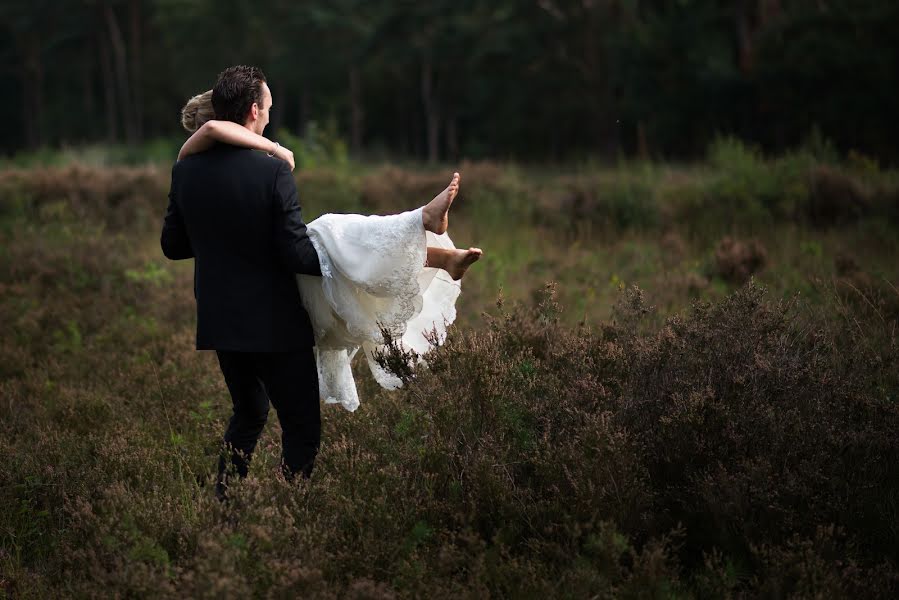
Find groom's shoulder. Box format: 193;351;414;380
175;144;282;179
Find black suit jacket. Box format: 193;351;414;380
161;144;322;352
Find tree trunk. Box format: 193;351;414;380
421;57;439;163
104;2;137;144
20;33;44;149
98;30;118;143
129;0;143;141
445;111;458;161
297;89;310;136
637;121;649;160
349;65;364;155
735;0;754;74
271;86;285;134
82;45;96;143
760;0;782;24
395;91;409;156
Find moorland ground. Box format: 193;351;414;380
1;140;898;597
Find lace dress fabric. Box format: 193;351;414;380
296;207;461;411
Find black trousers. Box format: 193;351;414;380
215;348;320;487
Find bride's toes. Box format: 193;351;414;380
447;247;482;281
449;172;460;195
422;171;461;235
464;248;482;266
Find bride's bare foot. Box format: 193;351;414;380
445;247;483;281
422;172;460;235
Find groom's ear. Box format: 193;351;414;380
250;102;259;121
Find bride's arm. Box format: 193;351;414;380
177;120;295;169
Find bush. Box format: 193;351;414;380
713;236;767;284
694;137;821;228
373;282;899;596
275;121;348;170
805;165;870;226
0;165;167;231
537;175;659;234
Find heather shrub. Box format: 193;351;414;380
0;165;166;231
877;184;899;226
713;236;768;284
806;165;871;226
675;138;803;231
357;161;523;222
297;168;363;217
367;281;899;595
541;176;659;233
358;166;448;214
275;123;348;170
749;526;899;598
688;137;899;234
829;251;899;324
608;284;897;567
700;137;789;226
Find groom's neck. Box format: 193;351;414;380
241;118;260;135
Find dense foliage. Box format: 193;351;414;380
3;0;899;161
1;148;898;596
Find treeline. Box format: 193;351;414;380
2;0;898;161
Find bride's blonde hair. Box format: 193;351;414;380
181;90;214;133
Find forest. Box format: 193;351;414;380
2;0;898;162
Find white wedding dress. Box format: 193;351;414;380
296;207;461;412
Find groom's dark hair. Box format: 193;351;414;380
212;65;267;124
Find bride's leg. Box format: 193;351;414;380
426;246;483;281
422;172;461;235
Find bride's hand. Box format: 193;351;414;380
273;144;296;171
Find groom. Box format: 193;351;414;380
161;65;323;499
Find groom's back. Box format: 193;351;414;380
167;144;315;351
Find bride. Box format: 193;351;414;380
178;90;482;412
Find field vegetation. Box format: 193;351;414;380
1;139;898;597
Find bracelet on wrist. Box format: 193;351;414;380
267;142;280;157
